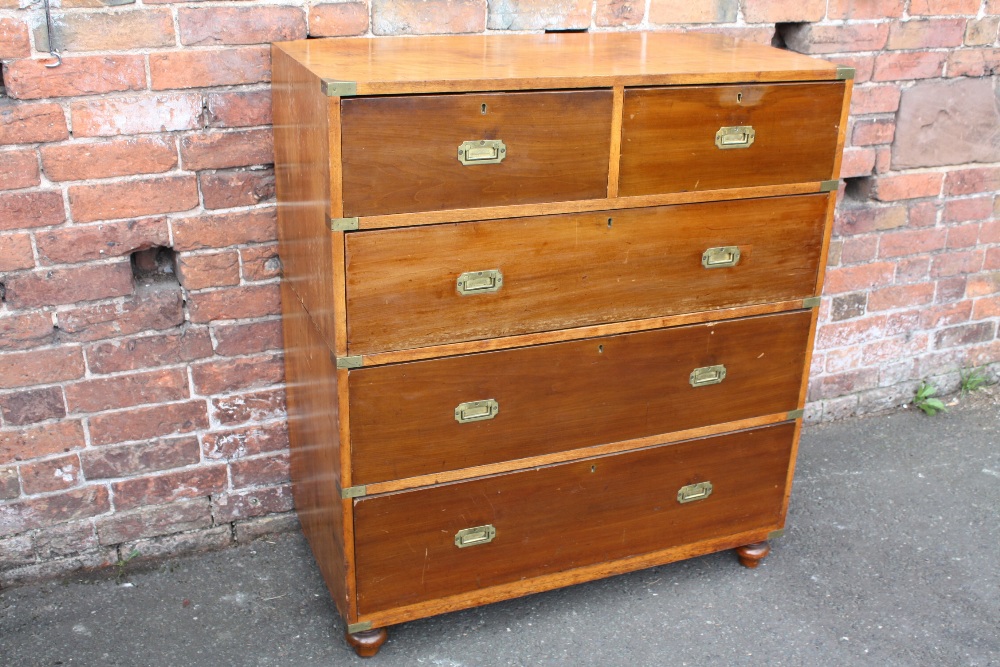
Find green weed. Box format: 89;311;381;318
913;381;947;416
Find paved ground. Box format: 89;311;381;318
2;391;998;667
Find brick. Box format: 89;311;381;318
830;54;875;83
823;346;862;374
200;168;276;210
176;251;241;290
205;90;273;129
690;26;777;46
240;245;281;283
212;484;292;523
3;56;145;100
887;19;966;50
945;167;1000;196
212;320;281;358
40;137;177;182
121;525;232;562
851;118;895;146
595;0;644;26
896;257;931;284
840;236;878;265
231;452;289;489
4;262;134;309
112;465;227;511
0;18;30;59
89;400;209;447
308;2;370;36
829;293;867;321
935;276;968;302
840;148;876;178
150;46;271;90
867;283;936;312
234;513;299;543
967;272;1000;297
920;301;972;328
0;486;109;537
931;249;984;277
65;368;189;414
742;0;824;22
872;173;943;202
965;18;1000;46
934;322;996;349
0;420;85;466
36;218;168;266
0;467;19;500
0;190;65;231
0;312;55;352
826;0;904;19
70;94;203;138
873;51;946;81
834;205;906;235
0;233;34;272
973;295;1000;319
782;23;888;55
946;48;1000;77
816;314;888;349
375;0;487;34
33;520;99;560
990;0;1000;15
69;176;199;223
862;335;930;365
878;228;947;258
908;201;940;227
807;368;879;401
191;352;284;395
172;208;277;251
985;218;1000;243
0;149;39;191
909;0;980;14
187;283;281;323
179;6;306;46
56;286;184;343
82;436;201;480
180;129;274;171
20;454;82;495
944;198;992;224
87;330;212;375
96;498;211;545
648;0;737;23
824;262;896;294
850;86;901;115
202;422;288;461
211;388;287;427
0;387;65;426
0;347;84;391
45;9;174;52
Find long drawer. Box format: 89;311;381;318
345;194;828;355
354;422;795;614
347;310;811;485
619;82;844;196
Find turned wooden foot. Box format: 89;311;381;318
345;627;388;658
735;541;771;569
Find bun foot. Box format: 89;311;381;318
735;541;771;569
345;627;388;658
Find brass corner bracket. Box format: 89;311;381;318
836;66;856;80
322;79;357;97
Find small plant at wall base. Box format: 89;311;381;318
115;549;140;585
913;381;947;416
960;367;988;396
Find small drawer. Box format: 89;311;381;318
354;422;795;614
345;194;828;355
618;82;845;196
340;90;613;216
347;310;811;485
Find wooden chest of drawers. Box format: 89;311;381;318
271;32;852;657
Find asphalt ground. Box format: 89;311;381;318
2;389;998;667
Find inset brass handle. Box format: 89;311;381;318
455;399;499;424
677;482;713;504
455;524;496;548
715;125;755;150
458;139;507;165
457;269;503;295
689;364;726;387
702;246;741;269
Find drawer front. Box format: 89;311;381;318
354;422;795;614
345;194;828;355
340;90;613;217
348;310;810;485
619;82;844;196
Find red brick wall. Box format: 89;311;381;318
1;0;997;583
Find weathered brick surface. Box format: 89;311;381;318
180;129;274;171
176;251;241;290
0;233;34;272
41;137;178;182
212;485;292;523
95;498;212;545
309;2;371;36
231;452;290;489
202;422;288;461
191;352;284;395
0;191;65;231
4;56;146;100
375;0;486;34
55;287;185;343
4;262;135;309
36;218;170;265
70;94;203;137
187;284;281;323
149;46;271;90
212;320;283;357
596;0;644;26
240;245;282;282
89;400;209;447
69;176;200;223
0;149;39;191
172;209;277;251
1;486;109;537
45;9;175;52
211;388;287;427
647;0;737;24
0;387;66;426
0;420;85;465
65;368;189;413
200;168;276;210
81;437;201;480
205;91;273;129
179;6;306;46
0;18;30;59
112;465;227;511
86;330;213;374
0;347;85;390
742;0;825;22
20;454;82;495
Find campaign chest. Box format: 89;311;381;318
271;32;852;657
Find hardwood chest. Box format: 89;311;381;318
271;32;853;657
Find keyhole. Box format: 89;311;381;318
590;465;597;473
737;92;743;103
607;217;613;228
598;344;604;353
481;103;488;114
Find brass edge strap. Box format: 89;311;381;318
335;355;363;369
321;79;357;97
327;216;359;232
836;66;856;80
802;296;821;308
819;179;839;192
786;408;805;420
347;621;373;633
768;528;786;540
340;484;367;499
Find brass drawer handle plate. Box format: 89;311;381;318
689;364;726;387
455;399;499;423
702;246;741;269
455;524;496;548
677;481;713;504
457;269;503;295
458;139;507;165
715;125;755;150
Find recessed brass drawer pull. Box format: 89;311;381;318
677;481;713;504
454;399;499;424
715;125;755;150
702;246;741;269
689;364;726;387
457;139;507;165
455;524;496;548
457;269;503;295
